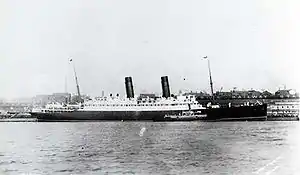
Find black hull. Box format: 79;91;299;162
203;104;268;121
30;110;190;122
31;104;268;122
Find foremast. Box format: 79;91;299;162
70;58;82;103
203;56;215;102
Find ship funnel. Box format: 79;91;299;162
161;76;171;98
125;77;134;98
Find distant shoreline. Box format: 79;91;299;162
197;98;299;105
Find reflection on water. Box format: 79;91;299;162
0;121;299;174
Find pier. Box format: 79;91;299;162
0;118;37;122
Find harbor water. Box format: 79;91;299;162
0;121;299;174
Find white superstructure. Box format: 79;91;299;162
32;94;206;113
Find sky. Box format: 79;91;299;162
0;0;299;99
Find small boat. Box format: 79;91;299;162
157;111;207;121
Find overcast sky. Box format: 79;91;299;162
0;0;299;99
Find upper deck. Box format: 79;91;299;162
81;95;204;111
32;95;206;113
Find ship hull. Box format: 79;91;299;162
30;104;267;122
203;104;268;121
30;110;192;121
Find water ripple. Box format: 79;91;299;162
0;122;299;174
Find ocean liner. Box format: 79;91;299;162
31;76;207;121
30;58;267;122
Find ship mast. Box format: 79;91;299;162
70;58;82;103
203;56;214;101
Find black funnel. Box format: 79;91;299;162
161;76;171;98
125;77;134;98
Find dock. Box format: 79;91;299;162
0;118;37;122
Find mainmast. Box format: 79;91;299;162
70;58;82;103
203;56;214;101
